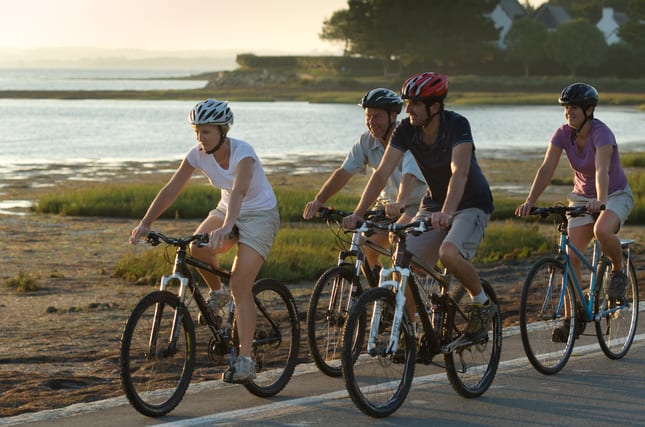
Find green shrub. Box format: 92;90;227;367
475;221;551;264
113;225;342;286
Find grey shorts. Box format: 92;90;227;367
406;207;490;262
210;205;280;259
567;184;634;229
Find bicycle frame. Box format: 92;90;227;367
551;218;633;323
361;220;454;355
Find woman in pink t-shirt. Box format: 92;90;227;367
516;83;634;309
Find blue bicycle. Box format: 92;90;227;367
519;205;639;375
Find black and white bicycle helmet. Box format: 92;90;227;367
359;88;403;114
188;99;234;126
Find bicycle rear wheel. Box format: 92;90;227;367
595;259;639;359
307;266;364;377
342;287;415;418
519;258;576;375
120;291;195;417
244;278;300;397
445;280;502;398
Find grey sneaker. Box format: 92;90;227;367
207;288;231;313
607;271;628;301
198;288;231;326
464;299;496;343
222;356;256;383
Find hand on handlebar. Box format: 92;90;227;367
384;202;405;218
303;199;324;220
586;199;605;213
430;211;452;230
206;226;236;250
515;201;536;218
129;222;150;245
342;213;363;230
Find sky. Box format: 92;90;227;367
1;0;547;54
0;0;350;54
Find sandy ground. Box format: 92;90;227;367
0;156;643;417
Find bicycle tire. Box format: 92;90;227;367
445;279;502;398
244;278;301;397
342;287;415;418
120;291;196;417
519;258;576;375
306;266;365;377
595;259;639;359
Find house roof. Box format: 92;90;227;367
534;4;571;29
499;0;526;20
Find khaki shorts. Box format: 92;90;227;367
406;207;490;262
567;184;634;229
210;205;280;260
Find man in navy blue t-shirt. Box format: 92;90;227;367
343;72;495;343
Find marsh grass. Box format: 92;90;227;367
36;152;645;284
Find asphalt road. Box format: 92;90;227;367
3;311;645;427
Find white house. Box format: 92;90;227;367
597;7;629;45
489;0;526;48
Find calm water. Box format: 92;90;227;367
2;99;645;166
1;69;645;176
0;68;209;91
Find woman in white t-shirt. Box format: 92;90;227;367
129;99;280;383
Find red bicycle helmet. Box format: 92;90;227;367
401;72;448;101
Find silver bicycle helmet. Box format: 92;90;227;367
189;99;234;126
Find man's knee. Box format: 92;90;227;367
439;241;460;266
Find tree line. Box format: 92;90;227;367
319;0;645;77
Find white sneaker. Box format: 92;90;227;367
222;356;256;383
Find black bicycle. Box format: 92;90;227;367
119;231;300;417
341;218;502;417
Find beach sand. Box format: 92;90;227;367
0;155;643;417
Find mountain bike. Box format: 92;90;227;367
306;207;393;377
341;218;502;417
119;231;300;417
519;205;639;375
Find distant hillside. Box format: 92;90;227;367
0;47;238;71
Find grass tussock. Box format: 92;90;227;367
5;271;40;293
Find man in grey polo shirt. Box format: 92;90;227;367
303;88;426;268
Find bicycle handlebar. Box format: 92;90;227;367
145;231;209;247
529;204;605;219
349;218;432;237
317;207;389;223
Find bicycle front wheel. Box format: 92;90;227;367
342;287;415;418
244;278;300;397
445;279;502;398
595;259;639;359
307;266;364;377
519;258;576;375
120;291;196;417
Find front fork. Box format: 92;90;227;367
367;266;410;354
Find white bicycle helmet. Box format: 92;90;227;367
188;99;234;126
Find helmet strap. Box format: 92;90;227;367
570;105;594;142
206;134;226;155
